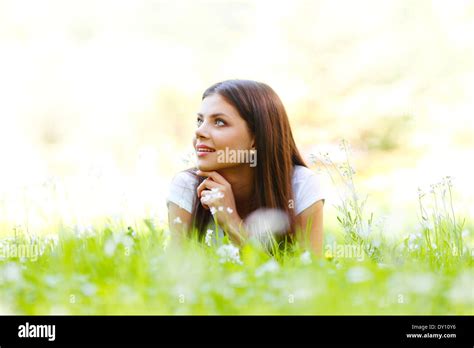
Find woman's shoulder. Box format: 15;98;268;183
292;164;318;182
167;169;199;213
170;169;199;187
292;165;326;214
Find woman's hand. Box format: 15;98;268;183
196;170;247;244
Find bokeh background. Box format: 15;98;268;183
0;0;473;237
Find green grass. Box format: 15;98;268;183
0;140;472;315
0;219;472;315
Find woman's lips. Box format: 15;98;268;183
196;148;216;157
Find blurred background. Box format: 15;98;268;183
0;0;473;237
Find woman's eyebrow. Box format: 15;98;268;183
196;112;230;118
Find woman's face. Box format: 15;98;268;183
194;93;255;171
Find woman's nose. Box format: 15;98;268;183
195;121;210;139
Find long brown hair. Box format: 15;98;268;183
187;79;307;245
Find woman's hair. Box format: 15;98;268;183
187;79;307;246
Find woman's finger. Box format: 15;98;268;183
200;191;210;209
197;178;221;198
196;170;229;186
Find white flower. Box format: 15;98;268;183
81;283;97;296
209;187;224;199
407;233;422;251
443;176;453;188
205;229;213;246
388;273;436;296
44;275;61;286
356;222;371;238
409;273;435;294
210;207;217;215
216;244;243;265
120;235;134;248
202;189;225;209
300;251;312;265
227;272;247;286
447;271;474;304
422;219;434;231
173;217;182;224
218;206;224;212
1;263;22;282
255;259;280;277
245;208;289;239
346;266;373;283
226;207;234;214
74;224;94;238
104;239;116;256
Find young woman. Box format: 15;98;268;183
167;79;326;255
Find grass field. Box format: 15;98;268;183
0;144;472;315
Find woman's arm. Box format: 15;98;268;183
167;202;193;245
295;200;324;256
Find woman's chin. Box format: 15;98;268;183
196;161;216;172
197;162;241;172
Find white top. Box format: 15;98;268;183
166;165;326;216
166;165;326;245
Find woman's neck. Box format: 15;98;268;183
217;165;255;218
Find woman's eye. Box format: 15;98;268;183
196;118;225;127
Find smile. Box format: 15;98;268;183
196;148;216;156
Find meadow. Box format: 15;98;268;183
0;141;472;315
